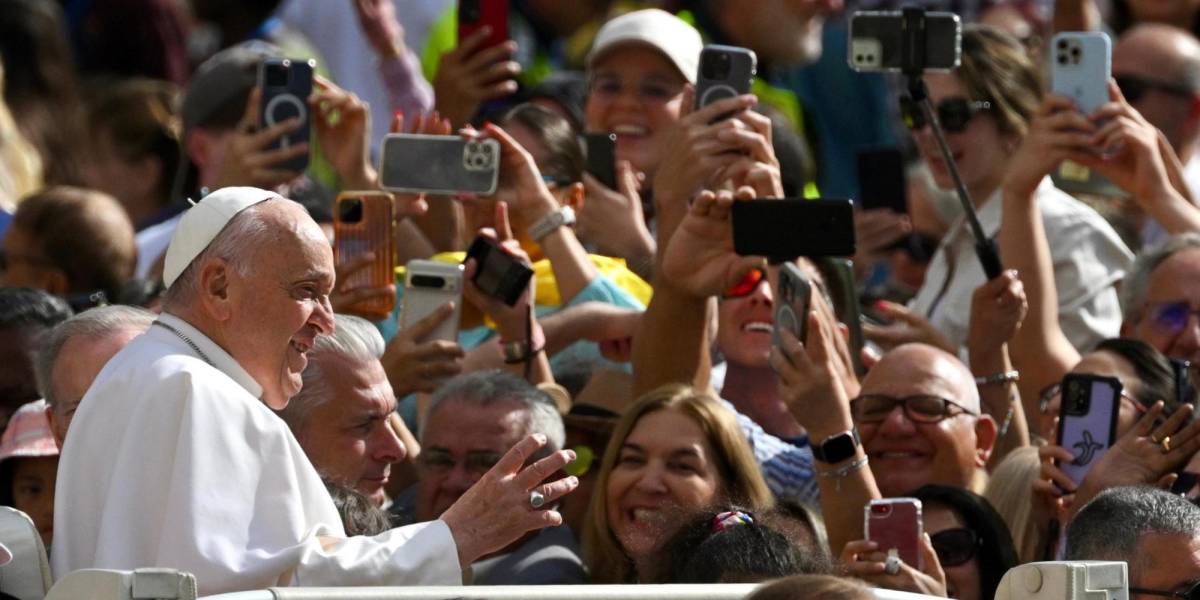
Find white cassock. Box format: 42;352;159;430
52;313;461;593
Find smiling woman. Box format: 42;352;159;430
581;384;773;583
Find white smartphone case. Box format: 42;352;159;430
400;260;464;343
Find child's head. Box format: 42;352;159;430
658;507;820;584
0;400;60;547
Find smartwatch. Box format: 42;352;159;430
528;206;576;242
810;428;861;464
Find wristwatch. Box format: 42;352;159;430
810;428;861;464
527;206;576;242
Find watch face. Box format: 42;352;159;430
822;432;858;463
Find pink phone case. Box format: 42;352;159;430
866;498;923;569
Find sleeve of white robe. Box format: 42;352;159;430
53;348;461;594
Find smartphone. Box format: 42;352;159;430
379;134;500;195
849;11;961;72
731;198;856;259
257;57;315;173
695;45;757;111
400;260;464;343
865;498;923;570
458;0;509;52
1051;32;1111;114
334;192;396;320
584;133;618;190
464;236;534;307
823;258;868;376
856;146;907;214
773;263;812;349
1054;373;1122;487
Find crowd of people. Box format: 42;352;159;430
2;0;1200;597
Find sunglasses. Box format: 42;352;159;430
1130;581;1200;600
900;96;992;134
1115;74;1196;104
930;527;980;567
1145;301;1200;336
723;267;767;299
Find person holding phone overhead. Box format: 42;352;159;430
866;26;1132;359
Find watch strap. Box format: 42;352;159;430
528;206;576;242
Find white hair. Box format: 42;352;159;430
423;370;565;452
162;199;280;309
1120;233;1200;323
278;314;386;431
34;305;156;409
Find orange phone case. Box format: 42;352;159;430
334;192;396;320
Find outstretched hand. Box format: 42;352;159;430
660;188;763;298
381;301;465;396
440;433;578;565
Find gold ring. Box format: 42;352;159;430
1161;436;1172;453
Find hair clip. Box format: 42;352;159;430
711;510;754;533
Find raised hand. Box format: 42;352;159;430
310;76;375;190
432;28;519;126
1001;94;1097;201
578;161;654;265
439;433;578;565
660;188;762;298
967;270;1027;360
212;87;308;191
353;0;406;59
381;301;466;396
770;295;859;435
462;202;536;337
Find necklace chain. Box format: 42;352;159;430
152;320;214;366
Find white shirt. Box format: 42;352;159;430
52;313;461;594
909;178;1133;356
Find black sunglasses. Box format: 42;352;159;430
1129;581;1200;600
930;527;980;567
1115;74;1196;104
900;96;992;134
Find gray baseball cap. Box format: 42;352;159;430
182;40;282;132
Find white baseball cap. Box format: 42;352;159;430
587;9;703;84
162;187;278;287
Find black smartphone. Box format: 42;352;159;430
731;198;856;259
464;236;534;306
848;11;961;72
857;146;907;214
1054;373;1122;487
257;57;315;173
773;263;811;349
584;132;618;190
695;45;757;111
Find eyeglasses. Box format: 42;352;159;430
930;527;980;567
723;267;767;299
417;449;502;475
1129;581;1200;600
1115;74;1196;104
1144;301;1200;336
1037;381;1145;415
850;394;977;424
900;96;992;134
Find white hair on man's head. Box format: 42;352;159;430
1120;233;1200;323
162;198;280;309
278;314;385;432
34;305;156;408
423;370;565;452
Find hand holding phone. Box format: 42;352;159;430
258;58;315;173
695;45;757;115
1054;374;1122;487
584;133;618;190
333;192;396;320
774;263;812;349
865;498;923;570
401;260;464;343
464;235;534;306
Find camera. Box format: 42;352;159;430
337;198;363;224
264;62;289;87
701;51;732;80
1064;380;1091;416
460;0;481;21
463;139;499;172
411;274;451;290
1056;37;1084;66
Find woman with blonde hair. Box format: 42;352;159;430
984;445;1045;563
582;384;773;583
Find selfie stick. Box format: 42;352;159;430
899;7;1004;280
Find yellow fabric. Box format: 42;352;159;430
395;252;653;308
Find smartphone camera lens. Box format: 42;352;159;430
1057;39;1069;50
411;275;446;289
338;198;364;224
265;62;289;87
702;51;732;81
870;503;892;516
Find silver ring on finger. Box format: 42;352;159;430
884;552;901;575
529;489;546;509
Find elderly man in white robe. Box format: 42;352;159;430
52;187;579;593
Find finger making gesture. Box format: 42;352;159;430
439;433;578;566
